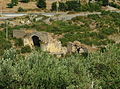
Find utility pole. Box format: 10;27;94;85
5;20;9;40
56;0;59;14
0;0;3;16
77;0;80;3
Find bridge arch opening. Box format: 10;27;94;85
32;36;41;47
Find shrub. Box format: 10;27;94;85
20;0;30;3
88;14;100;20
80;2;101;12
0;44;119;89
97;0;109;6
21;45;31;53
66;1;81;11
0;38;12;56
7;0;18;8
51;1;102;12
109;2;120;9
37;0;46;8
14;38;23;47
88;2;101;12
3;48;17;60
7;3;14;8
11;0;18;6
101;10;111;15
18;7;26;12
51;2;67;11
100;27;117;35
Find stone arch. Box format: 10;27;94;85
30;32;51;44
32;35;41;47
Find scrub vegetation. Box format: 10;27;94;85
0;11;120;89
0;44;120;89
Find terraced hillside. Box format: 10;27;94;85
0;11;120;55
0;6;120;89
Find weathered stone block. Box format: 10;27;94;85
13;30;26;38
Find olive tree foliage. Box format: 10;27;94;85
0;44;120;89
11;0;18;5
96;0;109;6
7;0;18;8
20;0;30;3
52;0;101;12
36;0;46;8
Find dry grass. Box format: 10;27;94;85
0;0;58;13
0;0;38;13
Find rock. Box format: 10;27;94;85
43;18;51;25
89;22;97;29
67;41;89;56
35;17;43;22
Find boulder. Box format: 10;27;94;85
67;41;88;56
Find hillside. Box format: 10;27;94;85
0;0;38;13
1;0;120;13
0;1;120;88
0;40;119;89
0;11;120;55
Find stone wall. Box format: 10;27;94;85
13;30;26;38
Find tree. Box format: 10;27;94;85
11;0;18;5
66;1;81;11
7;0;18;8
97;0;109;6
52;2;67;11
20;0;30;3
37;0;46;8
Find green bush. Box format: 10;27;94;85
37;0;46;8
14;38;23;47
109;2;120;9
51;1;102;12
21;45;31;53
0;38;12;56
88;14;100;20
7;0;18;8
7;3;14;8
18;7;26;12
51;2;67;11
3;48;17;60
97;0;109;6
100;27;117;35
80;2;101;12
88;2;101;12
11;0;18;6
66;1;81;11
101;10;111;15
20;0;30;3
0;44;119;89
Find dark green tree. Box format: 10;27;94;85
11;0;18;5
52;2;67;11
7;0;18;8
37;0;46;8
20;0;30;3
66;1;81;11
97;0;109;6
